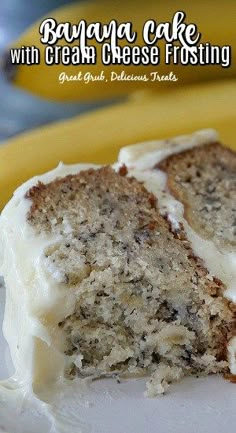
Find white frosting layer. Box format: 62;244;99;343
0;163;99;391
118;128;219;171
118;128;236;374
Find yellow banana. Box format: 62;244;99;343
0;80;235;210
5;0;235;102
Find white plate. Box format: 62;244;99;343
1;282;236;433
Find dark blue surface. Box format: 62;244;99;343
0;0;111;142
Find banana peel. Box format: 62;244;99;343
0;80;235;210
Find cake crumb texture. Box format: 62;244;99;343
26;166;235;394
158;142;236;249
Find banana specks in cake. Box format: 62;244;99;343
158;142;236;248
25;166;235;395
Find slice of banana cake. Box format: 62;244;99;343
1;162;235;397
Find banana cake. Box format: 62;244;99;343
0;130;235;397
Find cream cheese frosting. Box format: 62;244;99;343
0;128;235;402
0;163;99;392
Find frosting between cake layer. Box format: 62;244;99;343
118;128;236;374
